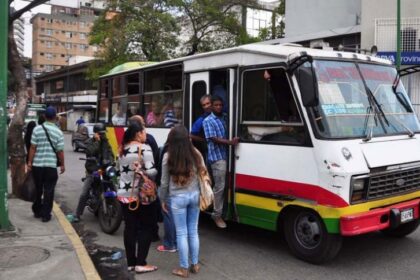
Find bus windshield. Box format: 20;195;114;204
309;60;420;139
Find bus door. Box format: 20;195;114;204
209;68;236;218
232;66;312;230
188;72;209;130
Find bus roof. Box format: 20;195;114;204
99;44;392;79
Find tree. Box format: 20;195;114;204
168;0;260;55
258;0;285;41
8;0;49;197
87;0;179;80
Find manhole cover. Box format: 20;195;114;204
0;246;50;268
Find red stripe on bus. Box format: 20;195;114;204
235;174;349;207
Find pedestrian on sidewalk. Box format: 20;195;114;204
160;126;205;278
27;106;65;223
117;122;158;274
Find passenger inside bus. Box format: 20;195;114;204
146;101;164;127
112;102;126;126
164;100;182;128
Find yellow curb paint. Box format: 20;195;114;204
53;202;101;280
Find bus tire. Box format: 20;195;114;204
381;220;420;238
284;208;342;264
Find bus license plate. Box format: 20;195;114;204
401;208;414;223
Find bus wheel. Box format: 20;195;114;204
284;209;342;264
381;220;420;238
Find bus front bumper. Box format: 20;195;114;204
340;198;420;236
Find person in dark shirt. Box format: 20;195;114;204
73;123;114;222
190;95;212;160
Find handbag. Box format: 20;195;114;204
41;124;62;167
21;171;36;202
198;167;214;211
128;144;157;211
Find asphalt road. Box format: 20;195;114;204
55;134;420;280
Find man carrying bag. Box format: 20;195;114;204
27;106;65;222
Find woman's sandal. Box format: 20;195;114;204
135;265;158;274
172;267;189;278
190;264;200;274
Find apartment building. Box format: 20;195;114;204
31;5;99;74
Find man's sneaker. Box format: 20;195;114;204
213;217;227;229
157;245;177;253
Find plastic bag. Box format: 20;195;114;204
21;171;37;202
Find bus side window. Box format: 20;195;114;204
241;68;305;144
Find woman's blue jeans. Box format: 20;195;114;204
162;199;177;250
170;190;200;269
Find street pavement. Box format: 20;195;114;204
4;133;420;280
56;134;420;280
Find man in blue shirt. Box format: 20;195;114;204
190;95;212;158
76;116;85;126
203;95;239;229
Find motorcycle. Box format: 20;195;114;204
80;157;122;234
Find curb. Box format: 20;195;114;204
52;202;101;280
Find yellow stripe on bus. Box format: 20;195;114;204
235;190;420;219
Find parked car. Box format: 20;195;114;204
71;123;96;152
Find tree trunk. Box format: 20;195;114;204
7;26;27;197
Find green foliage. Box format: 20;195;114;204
257;0;285;41
168;0;260;55
87;0;179;80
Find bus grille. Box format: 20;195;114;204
367;167;420;199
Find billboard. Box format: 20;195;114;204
377;52;420;65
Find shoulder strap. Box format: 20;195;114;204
41;124;57;153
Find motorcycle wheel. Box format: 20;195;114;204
98;199;122;234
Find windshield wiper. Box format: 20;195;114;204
357;64;389;141
363;106;375;142
392;73;413;113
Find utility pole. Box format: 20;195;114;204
0;0;11;230
396;0;401;70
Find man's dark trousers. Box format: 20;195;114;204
32;166;58;220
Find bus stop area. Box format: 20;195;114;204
0;178;99;280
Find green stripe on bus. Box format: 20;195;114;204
236;204;278;231
323;218;340;234
235;204;341;234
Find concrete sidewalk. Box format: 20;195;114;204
0;197;100;280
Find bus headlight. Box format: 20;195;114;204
350;177;368;203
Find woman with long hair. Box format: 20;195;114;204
160;126;205;278
117;122;158;274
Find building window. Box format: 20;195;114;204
46;53;53;60
80;33;86;40
402;27;417;51
46;41;53;48
45;65;54;71
65;31;72;38
80;21;86;28
45;29;53;36
65;43;71;49
47;18;53;23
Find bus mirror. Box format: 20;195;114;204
298;67;319;107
